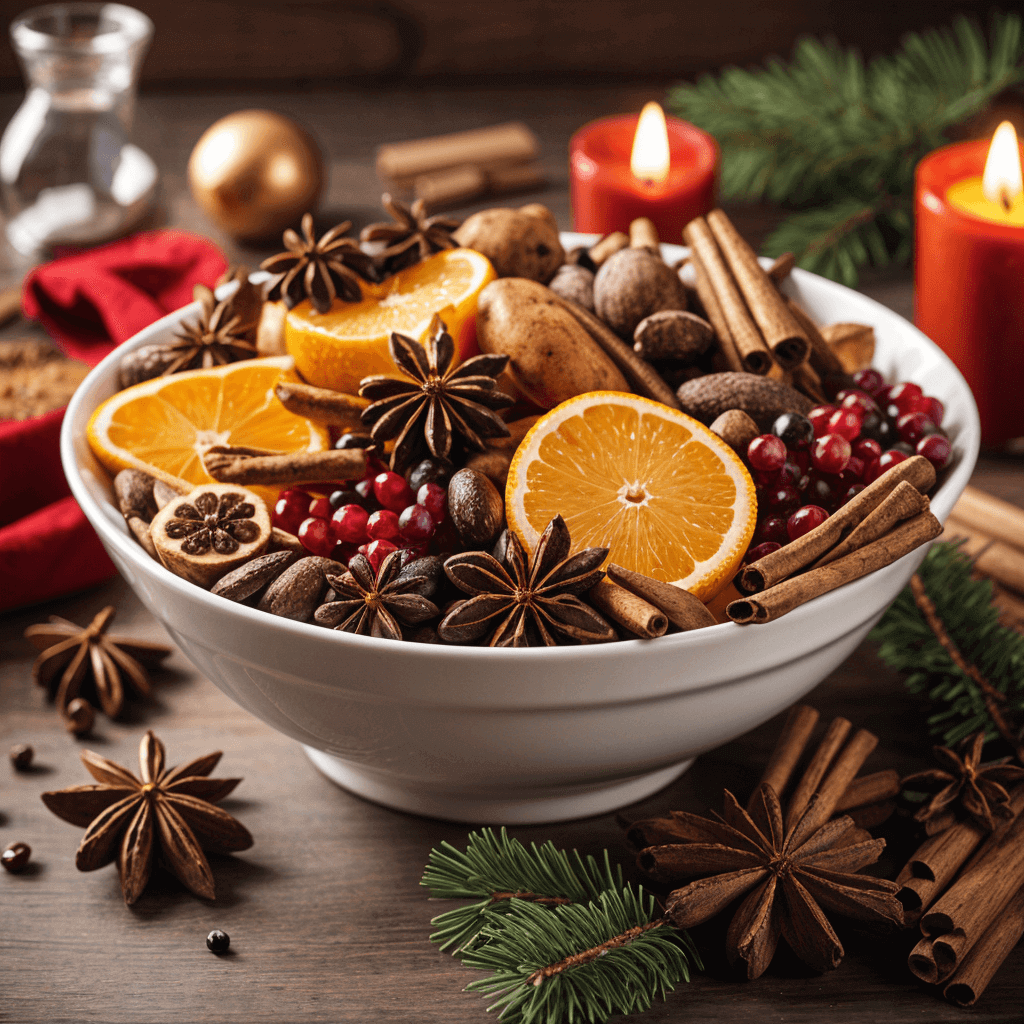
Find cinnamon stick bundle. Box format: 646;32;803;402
706;209;810;369
728;511;942;624
605;564;717;631
785;298;846;377
688;252;744;372
203;446;367;487
951;484;1024;553
736;455;937;594
747;704;819;810
942;516;1024;594
683;217;773;374
588;580;668;639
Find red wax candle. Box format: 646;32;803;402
570;105;717;242
915;132;1024;446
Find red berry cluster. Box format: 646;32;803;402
271;446;455;572
742;371;951;565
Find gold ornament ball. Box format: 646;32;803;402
188;110;324;241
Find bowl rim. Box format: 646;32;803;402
61;237;981;665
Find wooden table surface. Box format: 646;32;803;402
2;86;1023;1024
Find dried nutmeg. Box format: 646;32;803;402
9;743;33;770
64;698;95;736
676;371;814;431
448;468;505;548
211;550;299;603
1;842;31;873
257;556;331;621
548;264;595;312
709;409;761;456
464;449;513;491
453;206;564;283
633;310;714;364
150;484;271;588
593;247;688;340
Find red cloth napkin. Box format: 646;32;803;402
2;231;227;613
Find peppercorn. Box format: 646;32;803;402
206;929;230;954
64;698;95;736
9;743;33;770
2;842;31;872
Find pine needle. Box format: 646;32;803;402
870;541;1024;749
666;13;1024;285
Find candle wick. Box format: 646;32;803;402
1000;186;1012;212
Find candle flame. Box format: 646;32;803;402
630;102;670;184
982;121;1023;211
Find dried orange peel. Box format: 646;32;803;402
505;392;757;602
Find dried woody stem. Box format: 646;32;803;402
525;918;670;987
908;575;1024;762
203;446;368;487
488;890;573;907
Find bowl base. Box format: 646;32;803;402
303;746;693;825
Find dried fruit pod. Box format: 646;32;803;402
1;841;31;872
453;206;564;282
118;343;178;390
709;409;761;456
548;264;595;311
820;322;875;373
151;484;271;588
114;469;161;559
464;449;513;491
448;468;506;548
633;310;714;364
9;743;33;770
676;371;814;431
257;556;331;621
593;247;688;339
211;550;299;603
64;698;94;736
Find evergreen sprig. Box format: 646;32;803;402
421;829;700;1024
423;828;623;952
870;541;1024;748
666;13;1024;285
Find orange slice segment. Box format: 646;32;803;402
87;356;329;504
505;392;757;602
285;247;496;393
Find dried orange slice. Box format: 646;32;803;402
505;392;756;602
86;356;329;503
285;247;496;393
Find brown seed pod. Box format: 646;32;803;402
709;409;761;456
548;264;595;312
150;484;271;588
257;556;332;621
676;371;814;431
211;550;299;603
64;698;95;736
447;468;506;548
593;247;688;339
464;449;513;491
9;743;33;770
453;207;564;283
633;310;714;364
1;842;31;873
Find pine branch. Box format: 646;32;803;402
666;13;1024;284
870;541;1024;751
422;828;623;953
460;888;699;1024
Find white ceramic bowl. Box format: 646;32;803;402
61;237;980;824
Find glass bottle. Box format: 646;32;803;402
0;3;157;256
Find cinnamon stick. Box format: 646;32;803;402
943;516;1024;594
548;292;682;409
274;380;369;426
413;164;486;208
951;485;1024;554
706;209;809;369
791;362;828;404
783;717;853;830
728;511;942;624
785;298;846;377
376;122;539;182
846;799;896;830
588;231;629;266
483;161;547;196
908;936;942;984
588;580;668;639
629;217;660;251
203;447;367;486
605;564;717;631
834;769;900;812
747;704;819;812
736;455;937;594
944;883;1024;1006
814;482;930;567
918;802;1024;981
767;252;795;285
683;217;773;375
689;252;744;372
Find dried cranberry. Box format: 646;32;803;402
398;504;435;542
888;382;923;415
762;484;801;515
407;458;453;491
771;412;815;451
865;449;909;482
747;434;788;472
852;368;885;396
852;438;882;463
373;471;414;513
755;515;789;545
297;517;336;557
839;482;866;505
307;496;331;520
917;433;952;469
806;472;838;510
743;541;781;565
811;433;851;475
897;412;936;445
827;408;863;442
416;482;447;523
787;505;829;540
331;504;369;544
808;405;838;438
366;509;402;542
273;489;312;536
845;455;865;480
920;396;945;426
365;539;398;572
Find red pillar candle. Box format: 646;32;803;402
915;125;1024;447
570;103;718;242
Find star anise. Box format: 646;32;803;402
438;516;616;647
642;785;903;979
359;315;513;470
360;194;460;274
41;731;252;905
163;490;261;555
314;550;440;640
260;213;375;313
901;731;1024;833
24;607;171;720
